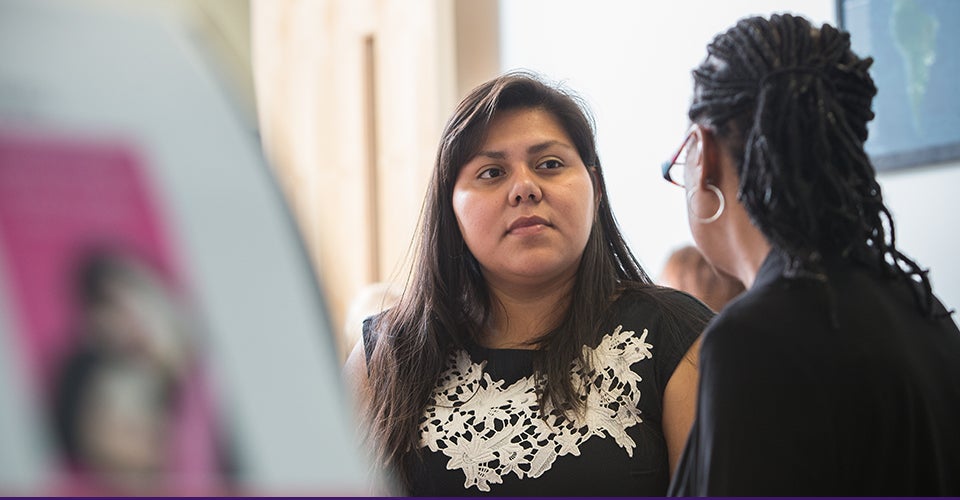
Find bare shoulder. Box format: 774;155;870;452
662;337;702;474
665;337;701;402
343;339;372;409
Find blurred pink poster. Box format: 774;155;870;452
0;129;226;495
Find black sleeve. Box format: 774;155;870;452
650;289;714;396
669;313;839;495
606;288;712;416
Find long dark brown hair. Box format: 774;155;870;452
689;14;938;318
364;71;701;490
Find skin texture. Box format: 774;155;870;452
662;338;700;473
452;107;597;348
659;245;744;312
682;126;771;288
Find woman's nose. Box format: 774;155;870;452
508;170;543;205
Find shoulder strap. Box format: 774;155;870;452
361;316;378;368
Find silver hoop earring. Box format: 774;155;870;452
687;183;725;224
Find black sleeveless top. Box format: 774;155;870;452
363;290;708;496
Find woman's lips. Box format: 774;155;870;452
507;215;550;235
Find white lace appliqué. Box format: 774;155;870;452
419;325;654;491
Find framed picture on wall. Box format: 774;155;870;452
837;0;960;171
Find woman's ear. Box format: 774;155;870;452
693;125;722;188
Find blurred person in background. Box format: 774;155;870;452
658;245;744;312
345;72;713;496
51;249;225;495
663;13;960;495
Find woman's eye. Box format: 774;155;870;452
478;167;504;179
537;158;564;170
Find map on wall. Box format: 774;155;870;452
840;0;960;171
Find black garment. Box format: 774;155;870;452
363;289;709;496
669;250;960;496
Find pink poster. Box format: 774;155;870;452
0;129;226;495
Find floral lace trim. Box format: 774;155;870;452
418;325;653;491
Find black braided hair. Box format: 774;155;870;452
689;13;937;317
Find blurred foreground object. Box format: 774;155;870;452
0;0;371;495
0;132;225;495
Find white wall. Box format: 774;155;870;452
499;0;959;313
879;162;960;313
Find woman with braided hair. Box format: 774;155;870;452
665;14;960;495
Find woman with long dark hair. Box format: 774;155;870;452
345;72;712;495
665;13;960;495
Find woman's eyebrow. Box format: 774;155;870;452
475;140;575;160
527;140;574;155
475;150;506;160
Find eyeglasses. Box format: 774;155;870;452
661;125;698;187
